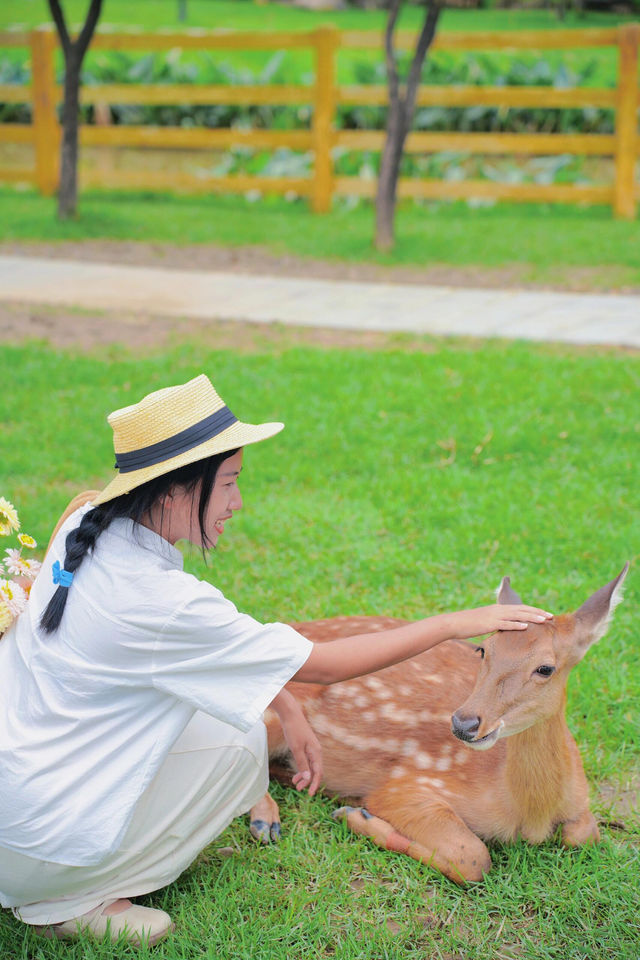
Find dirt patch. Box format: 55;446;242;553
0;300;445;352
598;774;640;826
2;240;639;294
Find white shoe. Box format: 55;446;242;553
34;900;173;946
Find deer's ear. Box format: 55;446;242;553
571;563;629;661
496;576;523;605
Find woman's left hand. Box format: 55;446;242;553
270;690;323;796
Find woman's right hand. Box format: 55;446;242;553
448;604;553;640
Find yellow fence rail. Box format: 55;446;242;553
0;24;638;216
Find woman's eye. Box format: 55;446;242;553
535;665;555;677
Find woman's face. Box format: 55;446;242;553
164;448;244;547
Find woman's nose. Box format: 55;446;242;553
231;488;243;511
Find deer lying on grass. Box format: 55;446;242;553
262;566;628;884
46;497;627;883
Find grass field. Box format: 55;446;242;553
1;0;635;88
0;332;638;959
1;189;640;289
3;0;638;33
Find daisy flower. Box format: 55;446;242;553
3;548;40;580
0;578;27;618
18;533;37;549
3;548;26;576
0;497;20;537
21;557;42;581
0;601;14;633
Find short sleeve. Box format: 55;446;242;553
151;579;313;732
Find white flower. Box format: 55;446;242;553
0;578;27;618
21;557;42;581
3;549;41;581
3;548;26;577
0;600;14;633
0;497;20;537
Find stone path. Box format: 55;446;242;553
1;254;638;347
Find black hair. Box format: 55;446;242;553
40;449;239;634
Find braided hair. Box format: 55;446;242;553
40;449;239;634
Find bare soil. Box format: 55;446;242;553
0;300;449;352
2;239;638;351
2;239;638;294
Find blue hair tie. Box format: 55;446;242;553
52;560;74;589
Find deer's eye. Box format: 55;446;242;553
535;665;555;678
475;647;485;659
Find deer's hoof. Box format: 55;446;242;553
332;805;373;821
250;818;282;843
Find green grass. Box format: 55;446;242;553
1;189;640;287
0;334;638;958
1;0;636;86
2;0;637;34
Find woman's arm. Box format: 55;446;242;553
269;689;323;795
293;604;552;685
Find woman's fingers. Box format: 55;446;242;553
497;605;553;631
516;605;554;621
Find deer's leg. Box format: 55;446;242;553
249;791;281;843
561;807;600;847
334;780;491;885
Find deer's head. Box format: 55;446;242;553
451;564;629;750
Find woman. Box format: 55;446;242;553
0;375;552;946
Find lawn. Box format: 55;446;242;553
0;332;638;959
3;0;637;33
1;0;635;89
1;189;640;290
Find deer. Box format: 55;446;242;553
260;565;629;884
44;494;628;883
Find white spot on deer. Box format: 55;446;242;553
435;756;451;772
416;710;436;723
398;685;413;698
354;695;370;709
401;738;419;756
414;751;433;770
391;765;408;779
380;702;417;724
365;677;383;692
362;710;378;723
311;714;333;736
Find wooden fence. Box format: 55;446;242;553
0;24;638;216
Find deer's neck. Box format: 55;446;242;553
504;693;573;840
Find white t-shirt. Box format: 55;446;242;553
0;506;312;866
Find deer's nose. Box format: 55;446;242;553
451;712;481;741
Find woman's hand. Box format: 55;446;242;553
448;604;553;640
269;690;323;796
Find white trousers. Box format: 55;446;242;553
0;712;268;925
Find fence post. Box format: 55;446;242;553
311;26;339;214
31;27;59;196
613;23;639;219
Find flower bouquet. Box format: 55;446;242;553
0;496;42;635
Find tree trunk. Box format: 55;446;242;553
58;49;80;219
48;0;103;219
374;0;442;253
375;101;408;252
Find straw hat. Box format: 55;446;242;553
92;375;283;505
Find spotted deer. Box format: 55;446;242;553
263;566;628;884
46;496;627;883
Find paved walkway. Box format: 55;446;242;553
1;254;639;347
